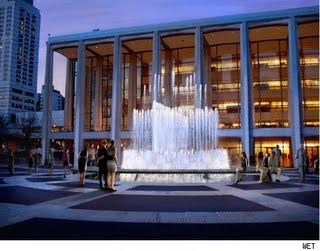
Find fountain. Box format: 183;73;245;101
120;83;234;182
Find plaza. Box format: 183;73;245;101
0;163;318;240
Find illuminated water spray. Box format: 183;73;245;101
121;74;232;182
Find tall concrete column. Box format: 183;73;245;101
195;27;204;109
152;31;161;104
128;53;137;130
288;17;303;168
240;21;254;160
74;41;86;167
111;36;122;162
164;50;173;107
64;59;74;132
41;43;54;165
94;57;103;131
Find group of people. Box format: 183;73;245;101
6;141;319;187
235;145;283;184
75;139;118;190
235;144;317;183
44;140;117;189
27;149;41;173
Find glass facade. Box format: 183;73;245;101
83;43;114;132
121;38;153;130
304;138;319;168
250;25;289;128
45;8;318;168
85;57;97;131
205;29;241;129
298;21;319;127
102;55;113;131
161;34;195;108
254;138;291;167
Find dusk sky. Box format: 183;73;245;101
33;0;318;95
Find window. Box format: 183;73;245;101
299;21;319;127
250;25;289;128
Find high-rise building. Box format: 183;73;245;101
37;85;65;111
0;0;40;123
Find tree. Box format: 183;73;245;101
14;112;41;153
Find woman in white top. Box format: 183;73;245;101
256;151;268;183
88;144;97;167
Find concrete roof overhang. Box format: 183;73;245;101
49;6;318;58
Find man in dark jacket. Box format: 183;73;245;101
97;140;108;190
295;144;307;183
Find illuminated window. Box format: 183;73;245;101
250;25;289;128
254;138;292;167
204;29;241;129
299;21;319;127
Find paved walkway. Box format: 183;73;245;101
0;164;318;240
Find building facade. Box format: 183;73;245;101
0;0;40;122
37;85;65;111
42;6;319;168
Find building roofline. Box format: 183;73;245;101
48;6;318;46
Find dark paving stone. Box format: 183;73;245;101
0;217;318;240
0;178;6;184
70;194;274;212
34;173;66;177
48;181;99;189
284;173;319;178
0;186;78;205
241;174;260;181
26;177;65;183
282;169;298;172
48;181;119;189
228;182;302;190
0;172;30;177
128;185;218;191
288;179;319;185
263;190;319;208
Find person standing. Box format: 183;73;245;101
314;158;319;175
48;148;53;176
69;147;74;167
88;144;97;167
107;140;118;191
235;152;248;183
273;144;282;168
34;152;39;172
62;149;70;178
262;153;272;183
97;140;108;190
28;150;33;174
268;151;281;182
256;151;268;183
305;155;310;174
8;149;14;175
78;146;88;186
295;144;307;183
